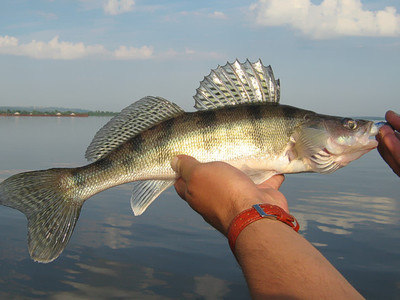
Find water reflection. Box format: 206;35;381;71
49;260;232;300
81;216;136;250
0;243;243;299
194;274;231;300
1;117;400;299
293;192;398;235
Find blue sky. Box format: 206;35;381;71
0;0;399;116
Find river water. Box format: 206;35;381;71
0;116;399;299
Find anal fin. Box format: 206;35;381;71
131;180;175;216
245;169;278;185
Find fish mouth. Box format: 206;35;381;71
326;121;378;156
363;122;379;149
325;122;378;169
364;139;378;150
369;122;380;136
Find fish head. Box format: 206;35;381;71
295;114;379;173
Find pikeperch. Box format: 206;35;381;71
0;59;379;263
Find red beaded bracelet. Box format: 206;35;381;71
227;204;300;253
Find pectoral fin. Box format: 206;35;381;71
237;163;278;184
293;128;341;173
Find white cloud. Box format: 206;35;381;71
0;35;224;61
113;45;153;59
250;0;400;39
103;0;135;15
208;11;227;20
0;35;18;48
36;11;58;20
0;35;154;60
0;35;105;60
185;48;195;55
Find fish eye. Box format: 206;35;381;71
341;118;357;130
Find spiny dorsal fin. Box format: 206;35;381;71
193;59;280;110
85;96;184;162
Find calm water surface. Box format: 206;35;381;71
0;116;399;299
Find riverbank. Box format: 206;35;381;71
0;113;89;117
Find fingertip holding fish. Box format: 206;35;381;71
387;110;400;118
170;156;179;172
375;121;395;133
375;121;388;129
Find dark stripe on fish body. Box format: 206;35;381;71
281;104;298;121
215;106;236;133
117;133;146;173
119;141;136;169
129;133;144;154
157;117;175;142
98;156;115;172
70;168;87;187
156;117;176;165
246;104;264;150
199;110;218;151
247;104;263;120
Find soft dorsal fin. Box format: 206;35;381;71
193;59;280;110
85;96;184;161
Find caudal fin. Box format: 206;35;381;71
0;168;82;263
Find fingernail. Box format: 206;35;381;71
170;156;179;172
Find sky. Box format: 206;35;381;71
0;0;399;116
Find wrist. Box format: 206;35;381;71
220;198;272;236
227;204;300;253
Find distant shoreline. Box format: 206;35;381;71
0;113;89;117
0;106;117;117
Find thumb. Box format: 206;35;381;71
171;155;200;181
258;174;285;190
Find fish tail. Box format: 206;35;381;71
0;168;83;263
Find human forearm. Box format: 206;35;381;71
234;218;363;299
171;155;362;299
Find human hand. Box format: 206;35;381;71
171;155;289;235
377;110;400;177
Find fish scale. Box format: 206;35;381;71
0;59;379;263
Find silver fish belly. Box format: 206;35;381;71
0;59;378;263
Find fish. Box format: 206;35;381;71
0;59;379;263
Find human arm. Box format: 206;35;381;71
171;155;363;299
377;110;400;177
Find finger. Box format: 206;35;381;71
173;177;187;200
379;124;395;137
257;174;285;190
170;155;200;181
379;151;400;176
380;127;400;162
386;111;400;132
378;146;396;170
267;174;285;190
377;133;396;164
377;127;400;176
